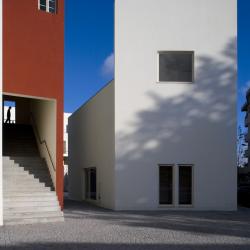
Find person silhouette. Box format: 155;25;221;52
5;106;12;124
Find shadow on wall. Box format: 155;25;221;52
115;38;237;207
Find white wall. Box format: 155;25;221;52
0;0;3;226
115;0;237;210
64;113;71;158
68;81;115;209
30;99;57;186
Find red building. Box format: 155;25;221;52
1;0;64;225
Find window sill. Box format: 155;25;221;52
158;204;193;209
158;205;175;208
156;81;194;84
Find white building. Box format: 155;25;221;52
68;0;237;211
64;113;71;191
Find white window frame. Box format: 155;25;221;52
38;0;57;14
157;51;195;84
158;164;194;208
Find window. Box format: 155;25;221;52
39;0;57;14
85;168;97;200
159;165;173;205
158;51;194;82
178;165;193;205
63;140;67;154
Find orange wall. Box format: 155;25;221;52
3;0;64;208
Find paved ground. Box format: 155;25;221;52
1;199;250;250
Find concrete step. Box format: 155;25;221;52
3;169;47;175
11;156;44;161
4;205;61;213
3;169;49;175
3;180;45;186
4;191;57;197
4;216;64;226
4;210;63;219
4;200;59;208
4;195;57;202
4;182;46;188
3;128;61;226
5;186;51;192
3;177;52;185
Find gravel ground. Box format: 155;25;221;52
0;199;250;250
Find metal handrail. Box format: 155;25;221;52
30;113;56;172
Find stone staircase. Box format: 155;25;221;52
3;124;64;225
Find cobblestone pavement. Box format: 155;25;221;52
0;199;250;250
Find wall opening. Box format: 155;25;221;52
3;100;16;124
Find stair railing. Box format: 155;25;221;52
30;113;56;173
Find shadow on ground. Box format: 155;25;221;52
64;199;250;239
4;242;250;250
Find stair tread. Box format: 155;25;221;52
3;125;61;225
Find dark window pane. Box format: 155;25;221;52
179;166;192;205
159;52;193;82
40;4;46;11
49;0;56;13
40;0;46;5
159;166;173;205
49;7;56;13
90;169;97;200
85;168;97;200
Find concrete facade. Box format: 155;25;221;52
69;81;115;209
1;0;65;220
69;0;237;211
0;0;3;226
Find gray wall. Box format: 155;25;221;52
114;0;237;210
68;81;115;209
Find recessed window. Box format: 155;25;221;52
158;51;194;82
39;0;57;14
159;165;173;205
85;168;97;200
178;165;193;205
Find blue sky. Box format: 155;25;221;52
238;0;250;130
65;0;114;113
65;0;250;130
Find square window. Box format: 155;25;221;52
158;51;194;83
